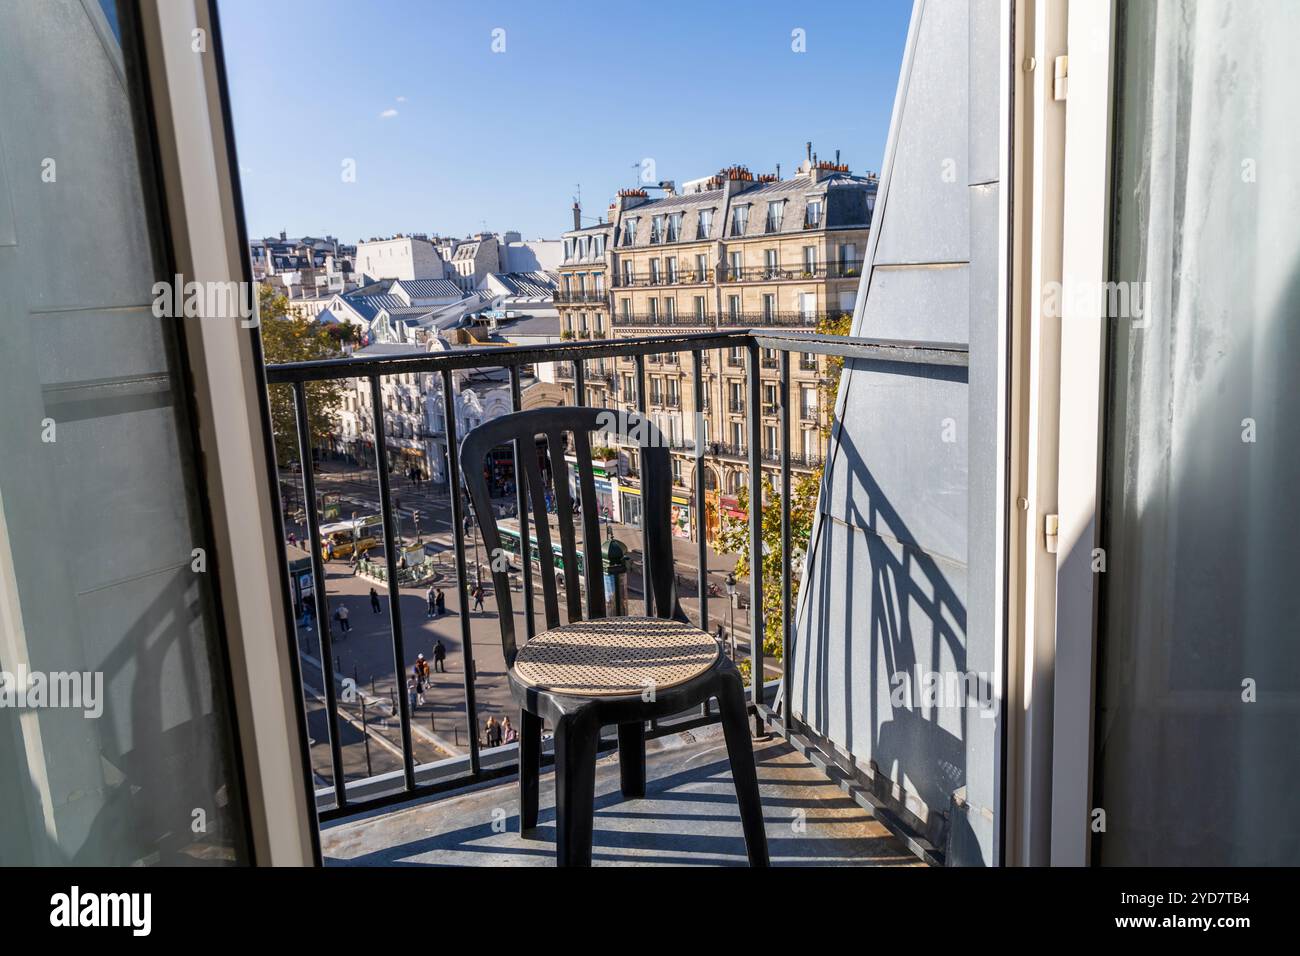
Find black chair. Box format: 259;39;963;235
460;406;769;866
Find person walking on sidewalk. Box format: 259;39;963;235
484;716;502;748
426;585;437;619
336;603;351;633
472;583;486;612
433;638;446;673
369;587;382;615
435;588;445;616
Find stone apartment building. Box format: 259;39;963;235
555;151;876;541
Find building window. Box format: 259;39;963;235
694;253;708;281
664;298;676;321
802;245;817;275
694;295;707;320
666;256;678;283
761;293;776;319
650;215;664;244
764;248;779;277
649;259;661;284
622;218;638;246
672;457;683;485
731;204;749;236
622;261;633;286
728;251;742;280
697;208;713;239
805;199;823;228
765;200;785;233
727;294;741;319
838;242;858;273
668;212;682;242
648;298;659;320
620;298;631;318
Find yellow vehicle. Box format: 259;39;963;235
318;515;383;559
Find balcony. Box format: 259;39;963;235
613;269;712;288
554;290;609;305
612;311;713;328
266;328;966;867
720;310;849;328
321;722;919;866
719;261;865;282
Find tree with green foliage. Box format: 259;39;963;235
257;285;348;463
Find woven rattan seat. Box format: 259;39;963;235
513;617;721;697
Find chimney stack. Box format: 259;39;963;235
572;200;581;231
805;141;812;162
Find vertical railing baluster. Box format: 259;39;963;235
692;349;708;631
369;374;416;791
573;356;587;408
779;349;792;737
442;369;481;775
510;366;536;642
292;382;346;810
634;351;650;614
746;339;764;734
693;348;710;718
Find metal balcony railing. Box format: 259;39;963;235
612;312;713;328
613;269;712;288
554;290;608;304
718;261;864;282
264;328;968;820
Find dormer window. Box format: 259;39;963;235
805;199;823;228
697;208;714;239
765;200;785;233
731;204;749;237
650;215;665;244
667;212;682;242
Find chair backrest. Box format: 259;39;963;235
460;406;681;668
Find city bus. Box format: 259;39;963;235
318;514;383;559
496;517;588;592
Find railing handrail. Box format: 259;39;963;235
265;330;969;384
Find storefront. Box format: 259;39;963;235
567;455;616;520
618;485;693;539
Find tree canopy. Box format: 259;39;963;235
258;285;348;463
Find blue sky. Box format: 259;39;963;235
217;0;912;243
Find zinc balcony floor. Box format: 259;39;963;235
321;723;923;867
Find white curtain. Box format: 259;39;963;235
1099;0;1300;864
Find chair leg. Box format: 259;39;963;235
519;709;542;833
717;671;771;867
554;711;599;867
617;721;646;799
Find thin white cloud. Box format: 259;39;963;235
395;95;406;103
379;108;398;119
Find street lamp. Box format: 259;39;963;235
724;571;737;662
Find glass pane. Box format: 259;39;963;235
1096;0;1300;865
0;1;249;863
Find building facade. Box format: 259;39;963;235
555;157;876;541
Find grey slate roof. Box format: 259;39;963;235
395;278;465;300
